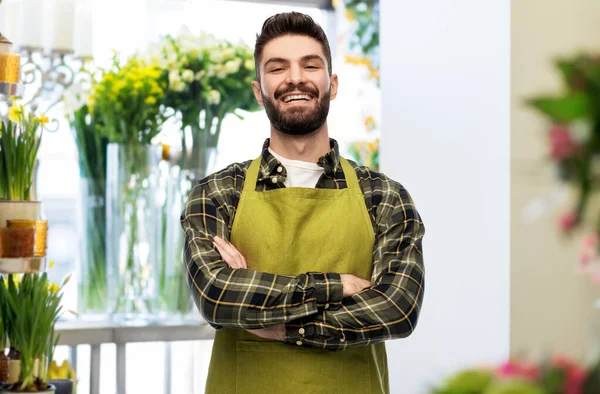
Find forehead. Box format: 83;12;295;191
261;35;325;63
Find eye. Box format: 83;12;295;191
269;67;284;73
305;65;319;69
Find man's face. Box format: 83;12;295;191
252;35;338;136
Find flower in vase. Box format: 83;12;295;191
549;125;577;161
207;90;221;105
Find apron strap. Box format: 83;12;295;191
340;157;361;191
242;157;262;194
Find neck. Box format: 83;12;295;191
269;124;330;163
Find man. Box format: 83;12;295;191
181;12;425;394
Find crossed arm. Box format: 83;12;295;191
181;180;425;350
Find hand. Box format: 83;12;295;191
213;236;247;269
340;274;371;297
247;324;285;341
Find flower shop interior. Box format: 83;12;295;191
1;0;600;393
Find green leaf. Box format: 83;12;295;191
526;93;592;123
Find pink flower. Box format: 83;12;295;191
550;125;577;160
559;211;578;232
496;360;539;381
583;233;599;249
579;232;599;272
550;355;587;394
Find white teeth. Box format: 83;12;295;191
283;94;312;103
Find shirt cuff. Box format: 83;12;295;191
310;272;343;310
284;321;315;346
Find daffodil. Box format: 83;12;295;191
8;105;24;123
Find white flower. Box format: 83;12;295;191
206;67;216;78
182;69;195;82
244;59;254;71
223;47;236;59
209;50;224;64
168;70;180;84
171;79;186;92
207;90;221;105
167;53;179;67
223;59;241;74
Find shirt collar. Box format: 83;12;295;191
257;138;341;183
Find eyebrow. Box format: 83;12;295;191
264;55;326;68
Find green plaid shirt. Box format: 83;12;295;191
181;138;425;350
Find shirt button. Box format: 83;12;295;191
277;166;283;173
271;177;278;184
299;328;305;335
340;338;345;343
324;304;330;310
296;340;302;346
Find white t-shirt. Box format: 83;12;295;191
268;148;324;188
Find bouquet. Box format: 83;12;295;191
527;54;600;281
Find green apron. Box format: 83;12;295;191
205;156;389;394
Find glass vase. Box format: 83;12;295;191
76;177;108;319
106;143;163;321
158;129;218;321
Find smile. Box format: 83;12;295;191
280;93;315;105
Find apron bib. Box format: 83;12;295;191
205;156;389;394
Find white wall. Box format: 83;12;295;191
380;1;511;392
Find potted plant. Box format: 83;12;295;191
0;272;68;393
0;99;46;228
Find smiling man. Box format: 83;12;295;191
181;12;425;394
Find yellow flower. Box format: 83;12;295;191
49;260;55;269
145;96;157;105
8;96;19;104
364;116;376;132
8;105;24;123
38;115;49;126
49;282;60;295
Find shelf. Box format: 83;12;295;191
55;318;215;346
0;256;47;274
0;81;24;98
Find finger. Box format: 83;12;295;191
214;237;246;269
219;239;245;269
213;241;240;269
228;243;247;269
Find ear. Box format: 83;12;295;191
251;80;264;106
329;74;339;100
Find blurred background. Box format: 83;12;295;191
3;0;600;393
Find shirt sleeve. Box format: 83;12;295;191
181;182;344;330
284;182;425;350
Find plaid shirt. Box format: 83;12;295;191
181;138;425;350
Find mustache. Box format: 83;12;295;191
274;84;319;101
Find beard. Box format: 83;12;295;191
261;84;331;136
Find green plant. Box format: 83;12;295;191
0;101;46;200
0;273;68;392
67;101;109;314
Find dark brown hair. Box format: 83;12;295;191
254;12;332;81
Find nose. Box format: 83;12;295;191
284;63;306;85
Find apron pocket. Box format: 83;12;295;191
235;340;371;394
